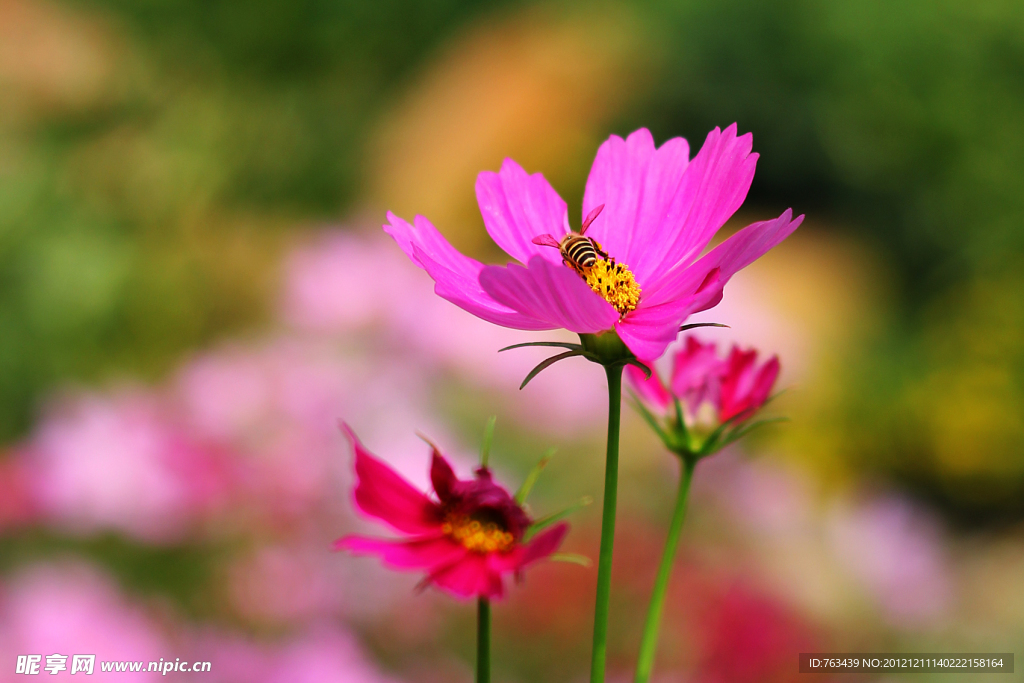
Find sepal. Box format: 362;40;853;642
549;552;592;567
524;496;592;541
515;448;556;504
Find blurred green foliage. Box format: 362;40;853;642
638;0;1024;297
0;0;515;440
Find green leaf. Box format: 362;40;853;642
678;322;730;332
525;496;592;540
499;341;583;353
480;415;497;468
515;447;556;504
549;552;592;567
519;350;588;389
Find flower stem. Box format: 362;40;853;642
477;597;490;683
590;363;623;683
633;457;695;683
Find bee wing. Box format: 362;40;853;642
531;234;562;249
581;204;605;234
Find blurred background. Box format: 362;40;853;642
1;0;1023;680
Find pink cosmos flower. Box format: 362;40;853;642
385;126;803;361
627;336;779;425
335;425;568;600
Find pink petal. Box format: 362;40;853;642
487;522;570;575
475;159;570;265
428;552;505;600
719;347;755;420
518;523;569;567
334;534;466;570
384;212;553;330
670;337;726;410
625;364;672;410
479;257;619;334
341;423;441;535
642;209;803;310
720;352;774;421
720;350;779;421
615;302;695;362
752;356;781;407
582;129;674;276
429;450;457;503
632;125;758;284
582;126;757;288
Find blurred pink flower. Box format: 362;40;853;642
282;232;425;334
697;582;819;683
262;628;401;683
827;495;951;625
385;126;802;361
627;336;779;425
0;562;166;680
175;342;353;522
196;627;401;683
176;340;360;445
703;455;814;538
24;392;230;543
226;540;343;623
335;424;567;600
175;339;459;514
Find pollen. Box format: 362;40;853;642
442;514;515;554
582;259;641;316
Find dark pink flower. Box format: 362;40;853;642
628;336;778;425
335;425;567;600
385;126;802;361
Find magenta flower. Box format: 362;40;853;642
385;126;802;362
627;336;779;455
335;425;568;600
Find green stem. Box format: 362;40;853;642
590;363;623;683
477;597;490;683
633;457;695;683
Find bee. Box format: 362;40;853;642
531;203;608;276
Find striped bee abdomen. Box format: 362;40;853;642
549;228;642;316
561;235;598;270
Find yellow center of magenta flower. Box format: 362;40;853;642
582;259;641;316
442;513;515;553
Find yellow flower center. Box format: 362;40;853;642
441;513;515;553
582;259;641;316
